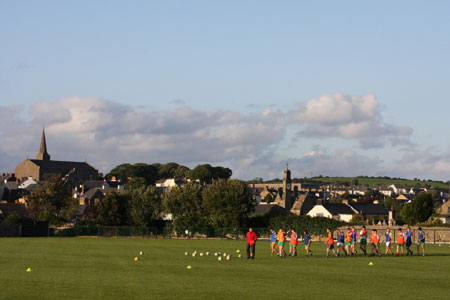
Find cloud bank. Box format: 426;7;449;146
291;94;413;149
1;94;447;180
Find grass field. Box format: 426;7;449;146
1;238;450;299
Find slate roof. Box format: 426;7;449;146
323;203;355;215
83;188;104;200
348;203;389;215
251;204;290;216
30;159;97;175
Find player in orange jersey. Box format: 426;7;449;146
325;228;339;258
396;228;405;256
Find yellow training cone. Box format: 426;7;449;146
236;249;240;253
26;268;32;272
134;257;139;261
186;265;192;270
368;262;374;266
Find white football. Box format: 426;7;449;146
200;253;204;257
238;254;242;258
185;252;188;256
223;253;227;257
218;256;222;261
139;251;144;255
226;255;231;260
214;252;218;256
206;252;210;256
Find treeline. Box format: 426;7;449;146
106;162;232;185
82;179;255;229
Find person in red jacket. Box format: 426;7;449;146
246;228;258;259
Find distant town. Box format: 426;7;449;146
1;129;450;235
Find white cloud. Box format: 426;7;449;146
1;97;286;174
290;93;413;148
2;95;447;181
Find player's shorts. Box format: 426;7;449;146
337;242;344;247
418;241;425;246
406;240;412;246
397;243;405;246
360;239;367;245
271;242;276;246
345;241;351;247
351;241;356;245
327;244;334;250
371;243;377;247
290;244;297;248
278;241;285;247
386;241;391;247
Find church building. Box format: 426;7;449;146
15;129;98;187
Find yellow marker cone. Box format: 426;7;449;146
368;262;374;266
26;268;32;272
186;265;192;269
134;257;139;261
236;249;240;253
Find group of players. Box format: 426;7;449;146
269;226;427;258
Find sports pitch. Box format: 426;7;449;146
1;238;450;299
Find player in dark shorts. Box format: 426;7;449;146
405;226;414;256
325;228;338;258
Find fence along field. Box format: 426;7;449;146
3;224;450;244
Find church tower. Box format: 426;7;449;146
282;163;293;210
36;127;51;161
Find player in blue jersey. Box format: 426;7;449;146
416;227;425;256
384;227;394;255
351;227;358;255
269;228;277;256
303;230;312;256
405;226;414;256
336;228;346;257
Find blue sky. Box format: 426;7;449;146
1;1;450;180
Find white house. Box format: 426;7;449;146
155;178;186;193
18;176;37;189
307;203;356;222
389;184;408;195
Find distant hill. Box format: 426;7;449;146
309;176;450;189
257;176;450;189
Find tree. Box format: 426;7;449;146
94;192;130;226
350;214;364;225
2;212;21;224
126;177;147;190
383;197;403;215
188;164;213;184
430;190;443;209
400;192;433;225
202;179;256;228
25;174;77;225
163;182;206;229
106;163;159;185
174;165;190;178
264;193;274;203
129;186;162;227
188;164;232;184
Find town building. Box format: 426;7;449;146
15;128;98;188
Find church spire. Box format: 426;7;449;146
36;127;51;161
